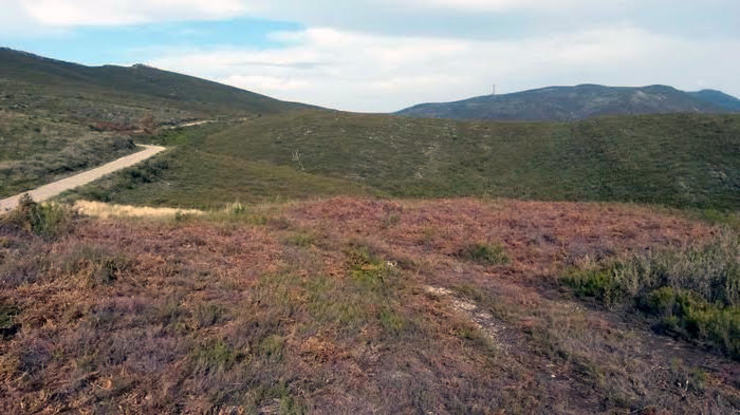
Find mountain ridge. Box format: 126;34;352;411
0;47;313;116
397;83;740;121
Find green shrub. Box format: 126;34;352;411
563;269;622;307
2;194;74;239
190;339;241;374
564;232;738;308
229;202;247;215
459;242;510;265
645;287;739;357
562;232;740;358
346;245;398;289
0;302;20;339
258;334;285;362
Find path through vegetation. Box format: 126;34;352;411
0;145;166;212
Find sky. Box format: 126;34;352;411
1;0;739;112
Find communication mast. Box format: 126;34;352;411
492;84;497;96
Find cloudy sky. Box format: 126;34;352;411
2;0;739;112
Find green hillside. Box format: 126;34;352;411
2;50;737;211
0;48;313;197
0;48;311;120
67;111;740;210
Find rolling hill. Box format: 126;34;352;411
397;84;740;121
0;48;312;198
67;111;740;211
0;47;310;119
2;49;738;211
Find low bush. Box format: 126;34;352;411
563;266;629;307
645;287;739;358
346;245;399;289
63;245;132;287
458;242;510;265
229;202;247;215
1;194;74;239
562;232;739;358
190;339;243;374
0;301;20;339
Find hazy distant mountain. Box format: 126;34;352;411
397;84;740;121
688;89;740;112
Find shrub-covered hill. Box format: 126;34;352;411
0;47;311;120
70;111;740;210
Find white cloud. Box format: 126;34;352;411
145;25;740;112
2;0;738;111
14;0;246;26
394;0;602;12
5;0;729;28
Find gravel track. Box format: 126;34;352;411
0;144;166;212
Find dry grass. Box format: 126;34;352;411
73;200;204;220
0;197;737;413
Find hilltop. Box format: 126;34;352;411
0;47;311;121
397;84;740;121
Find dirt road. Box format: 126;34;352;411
0;145;166;213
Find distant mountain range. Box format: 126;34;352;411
397;84;740;122
5;47;739;123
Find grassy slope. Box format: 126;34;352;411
0;48;312;198
70;111;740;210
0;48;310;118
0;110;139;198
65;123;377;209
4;49;737;211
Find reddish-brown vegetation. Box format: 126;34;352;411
0;198;737;414
89;121;139;133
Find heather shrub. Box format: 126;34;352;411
63;245;132;287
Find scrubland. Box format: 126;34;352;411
65;112;740;211
1;197;737;414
